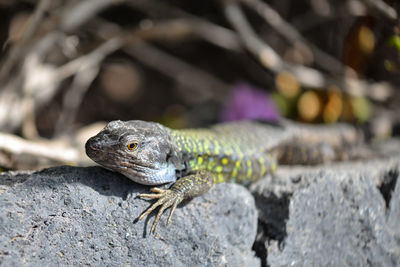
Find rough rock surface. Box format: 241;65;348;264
250;140;400;266
0;166;259;266
267;171;400;266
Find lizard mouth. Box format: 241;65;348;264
119;161;155;174
120;160;156;170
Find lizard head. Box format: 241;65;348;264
85;120;178;185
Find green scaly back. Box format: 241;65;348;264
171;121;278;184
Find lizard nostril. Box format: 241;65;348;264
85;136;101;157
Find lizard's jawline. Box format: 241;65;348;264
121;162;177;185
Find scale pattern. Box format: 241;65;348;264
171;121;277;184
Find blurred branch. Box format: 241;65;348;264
54;38;123;136
60;0;126;32
361;0;398;21
127;0;242;51
88;15;232;103
89;18;230;102
0;132;80;169
239;0;350;74
0;0;52;81
222;0;392;101
0;0;125;134
105;18;241;52
55;38;122;82
123;40;230;102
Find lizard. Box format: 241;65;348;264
85;119;360;233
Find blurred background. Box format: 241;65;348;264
0;0;399;169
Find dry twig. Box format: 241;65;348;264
0;132;80;169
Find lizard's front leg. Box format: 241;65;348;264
137;170;214;233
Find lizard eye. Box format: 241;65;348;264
127;142;138;151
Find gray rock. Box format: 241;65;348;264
250;140;400;266
267;171;400;266
0;166;259;267
250;152;400;239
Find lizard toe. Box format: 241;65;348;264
137;188;184;233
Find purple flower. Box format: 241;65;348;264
221;83;280;122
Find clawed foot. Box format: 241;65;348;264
137;187;184;233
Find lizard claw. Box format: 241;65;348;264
137;188;184;233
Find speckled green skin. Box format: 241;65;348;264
171;121;278;185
